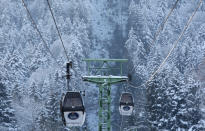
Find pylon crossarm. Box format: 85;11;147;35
82;76;128;84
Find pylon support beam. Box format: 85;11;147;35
82;59;128;131
82;76;128;84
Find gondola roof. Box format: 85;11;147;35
120;93;134;106
62;92;85;112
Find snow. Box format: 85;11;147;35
83;75;128;79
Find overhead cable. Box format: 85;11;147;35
21;0;62;68
130;0;202;89
46;0;70;62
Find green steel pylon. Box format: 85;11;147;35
82;59;128;131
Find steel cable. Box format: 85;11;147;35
129;0;180;73
150;0;180;48
129;0;202;89
21;0;62;68
46;0;70;62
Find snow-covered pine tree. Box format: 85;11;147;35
35;91;63;130
172;76;200;130
0;83;17;129
35;110;47;130
29;81;41;102
147;67;201;130
125;27;147;81
43;91;62;130
128;0;144;36
11;84;23;104
2;49;27;102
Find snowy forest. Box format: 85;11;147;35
1;0;205;130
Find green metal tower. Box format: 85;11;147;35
82;59;128;131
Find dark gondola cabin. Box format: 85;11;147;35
119;92;134;116
60;92;86;127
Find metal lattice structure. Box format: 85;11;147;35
82;59;128;131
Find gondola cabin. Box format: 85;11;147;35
119;92;134;116
60;92;86;127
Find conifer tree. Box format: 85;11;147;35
29;82;41;102
147;68;201;130
0;83;17;129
